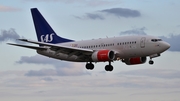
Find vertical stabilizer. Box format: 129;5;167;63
31;8;74;44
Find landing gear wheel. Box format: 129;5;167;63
149;60;154;65
105;65;113;71
86;63;94;70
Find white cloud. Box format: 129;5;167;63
16;54;90;76
119;27;147;35
0;68;180;101
0;28;24;43
75;7;141;20
160;34;180;51
100;8;141;18
24;0;120;7
0;5;20;12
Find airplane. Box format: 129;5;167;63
8;8;170;71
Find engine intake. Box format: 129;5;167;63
124;57;147;65
91;50;115;62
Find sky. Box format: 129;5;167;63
1;0;180;101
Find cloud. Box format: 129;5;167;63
16;55;180;88
160;34;180;51
119;69;180;79
16;54;90;76
100;8;141;18
119;27;180;51
75;7;141;20
75;13;105;20
0;28;24;43
0;5;20;12
85;13;105;20
17;55;60;65
119;27;147;35
24;0;120;7
25;67;89;76
1;69;180;101
85;0;120;7
41;77;55;81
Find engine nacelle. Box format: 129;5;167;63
91;50;115;62
124;57;147;65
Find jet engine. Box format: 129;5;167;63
123;57;147;65
91;50;115;62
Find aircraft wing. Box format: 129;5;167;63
7;43;47;50
18;39;93;54
8;39;93;59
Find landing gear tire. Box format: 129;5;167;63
105;65;113;71
149;60;154;65
86;63;94;70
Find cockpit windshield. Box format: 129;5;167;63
151;39;162;42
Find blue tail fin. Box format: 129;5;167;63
31;8;74;44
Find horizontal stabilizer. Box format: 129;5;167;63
7;43;47;50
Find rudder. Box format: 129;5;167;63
31;8;74;44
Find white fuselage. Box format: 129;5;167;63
37;35;170;62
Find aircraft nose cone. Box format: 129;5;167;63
162;42;170;50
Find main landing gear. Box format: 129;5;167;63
105;61;113;71
85;61;113;71
86;62;94;70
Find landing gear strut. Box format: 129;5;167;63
149;57;154;65
105;61;113;71
85;61;114;71
86;62;94;70
149;54;160;65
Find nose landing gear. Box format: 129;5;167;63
148;54;160;65
149;59;154;65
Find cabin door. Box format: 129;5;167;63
140;37;146;48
